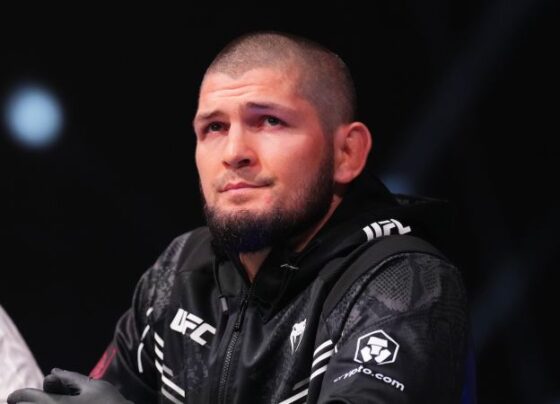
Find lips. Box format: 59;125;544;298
220;182;267;192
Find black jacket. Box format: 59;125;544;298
93;172;469;403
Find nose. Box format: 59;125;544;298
222;124;256;170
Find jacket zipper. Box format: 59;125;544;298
217;283;254;404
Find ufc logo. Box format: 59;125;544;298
362;219;411;241
170;308;216;346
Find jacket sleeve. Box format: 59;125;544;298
315;253;469;404
89;232;192;404
89;284;158;404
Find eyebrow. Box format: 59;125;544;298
193;102;297;127
245;101;295;115
193;110;225;127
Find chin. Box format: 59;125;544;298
215;205;265;217
220;201;273;213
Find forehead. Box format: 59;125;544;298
196;66;305;112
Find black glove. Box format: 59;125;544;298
7;368;133;404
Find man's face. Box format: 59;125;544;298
194;66;335;252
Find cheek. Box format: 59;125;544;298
195;148;214;199
274;142;326;182
270;160;319;208
269;132;319;161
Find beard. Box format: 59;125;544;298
203;149;335;254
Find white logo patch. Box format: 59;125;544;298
290;319;307;353
362;219;411;241
354;330;399;365
170;308;216;346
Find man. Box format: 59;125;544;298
9;31;470;403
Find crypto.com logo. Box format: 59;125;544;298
354;330;399;365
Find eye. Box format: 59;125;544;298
263;116;283;126
205;122;225;133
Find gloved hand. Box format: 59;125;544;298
7;368;133;404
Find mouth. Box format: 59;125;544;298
220;182;269;192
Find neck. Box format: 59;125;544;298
239;193;343;282
239;249;271;282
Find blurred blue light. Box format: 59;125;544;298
4;84;63;149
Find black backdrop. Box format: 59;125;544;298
1;4;558;403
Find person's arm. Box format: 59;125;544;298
6;271;159;404
89;307;158;403
6;294;158;404
315;253;469;403
0;304;44;402
7;232;192;404
7;369;132;404
90;232;192;403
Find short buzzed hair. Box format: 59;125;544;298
204;31;357;135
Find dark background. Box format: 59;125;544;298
1;3;558;403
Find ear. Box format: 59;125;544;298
333;122;372;184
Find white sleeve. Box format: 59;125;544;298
0;305;44;402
